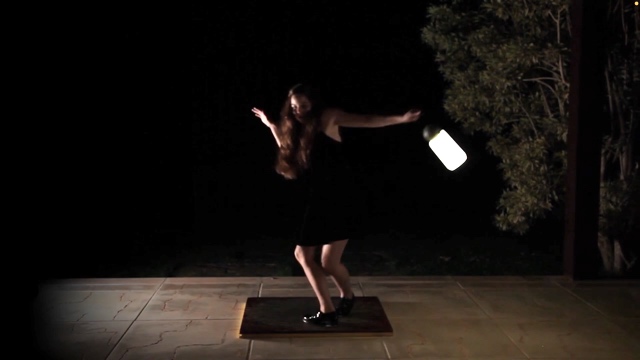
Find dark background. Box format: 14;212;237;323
38;2;547;279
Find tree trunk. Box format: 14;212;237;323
598;231;636;275
613;239;625;274
597;232;613;273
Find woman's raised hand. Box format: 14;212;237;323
252;107;273;128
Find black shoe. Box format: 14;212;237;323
302;311;338;327
337;295;355;316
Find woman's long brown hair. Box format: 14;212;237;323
275;83;325;179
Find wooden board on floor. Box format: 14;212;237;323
239;296;393;339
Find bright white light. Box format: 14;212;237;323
428;129;467;171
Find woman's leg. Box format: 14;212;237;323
294;245;335;313
320;239;353;299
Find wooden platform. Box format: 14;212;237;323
239;296;393;338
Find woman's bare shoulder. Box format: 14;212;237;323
321;107;344;122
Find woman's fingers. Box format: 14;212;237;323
251;107;271;126
251;108;263;118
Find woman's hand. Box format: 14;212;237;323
253;107;282;147
252;107;274;128
402;109;422;123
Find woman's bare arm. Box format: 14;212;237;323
327;108;421;128
252;107;282;147
269;124;282;147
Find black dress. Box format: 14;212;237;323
297;128;363;246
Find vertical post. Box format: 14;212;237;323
564;0;605;279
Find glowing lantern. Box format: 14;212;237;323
423;126;467;171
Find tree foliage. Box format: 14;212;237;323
421;0;639;275
597;0;639;274
422;0;571;234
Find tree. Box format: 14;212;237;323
421;0;638;275
597;0;639;274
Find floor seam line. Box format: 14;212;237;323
105;277;168;360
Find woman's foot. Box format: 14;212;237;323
302;311;338;327
337;294;355;316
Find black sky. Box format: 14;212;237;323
49;2;506;265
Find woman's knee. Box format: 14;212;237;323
294;246;314;265
320;258;341;275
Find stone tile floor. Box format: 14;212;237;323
30;276;640;359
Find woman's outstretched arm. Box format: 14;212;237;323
252;107;282;147
326;108;421;128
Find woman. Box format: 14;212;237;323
252;83;421;326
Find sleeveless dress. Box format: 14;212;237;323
297;128;364;246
